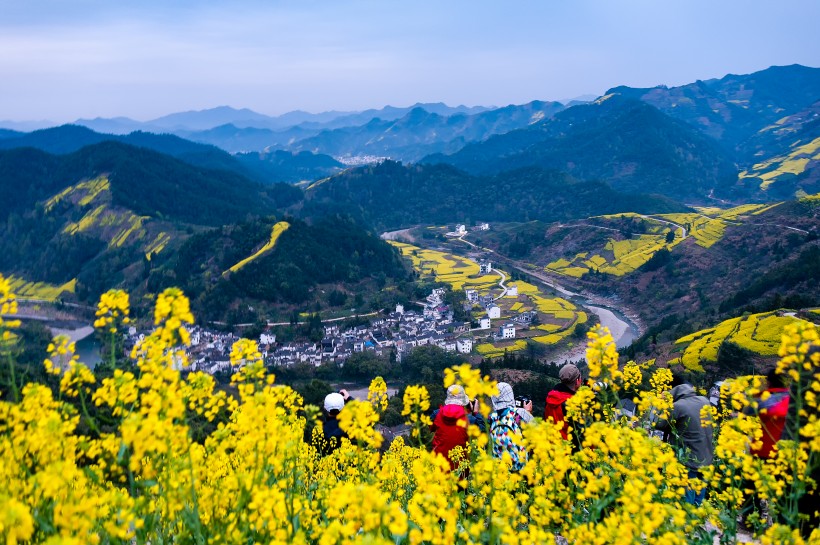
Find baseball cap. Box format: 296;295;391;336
324;392;345;412
559;364;581;385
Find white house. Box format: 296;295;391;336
486;304;501;319
465;289;479;304
456;338;473;354
500;323;516;339
479;260;493;275
476;222;490;231
506;284;518;297
396;303;405;314
259;332;276;345
479;316;491;329
455;224;467;235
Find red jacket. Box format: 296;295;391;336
431;404;469;470
544;385;575;440
752;387;790;459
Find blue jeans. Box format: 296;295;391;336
685;468;707;506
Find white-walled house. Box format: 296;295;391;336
465;289;479;304
456;338;473;354
500;323;516;339
486;304;501;319
506;284;518;297
479;316;491;329
455;224;467;235
259;332;276;345
479;261;493;275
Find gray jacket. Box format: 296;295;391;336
657;384;714;469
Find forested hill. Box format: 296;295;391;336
0;142;299;226
423;96;738;201
151;215;411;321
302;161;688;230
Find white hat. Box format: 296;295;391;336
444;384;470;406
324;392;345;412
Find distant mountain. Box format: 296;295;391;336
74;116;148;135
286;101;565;162
177;123;320;153
424;96;737;200
302;160;688;230
0;124;338;185
146;106;278;131
606;64;820;162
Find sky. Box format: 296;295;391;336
1;0;819;123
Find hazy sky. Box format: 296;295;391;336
1;0;819;122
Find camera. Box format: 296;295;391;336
514;395;531;409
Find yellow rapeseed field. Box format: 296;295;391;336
0;277;819;544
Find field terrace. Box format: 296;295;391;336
668;310;813;372
390;242;587;358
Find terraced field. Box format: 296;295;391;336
668;310;812;372
738;136;820;192
6;275;77;301
546;203;786;279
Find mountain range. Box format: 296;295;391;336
1;63;818;328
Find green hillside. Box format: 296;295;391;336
156;215;410;321
302;161;687;230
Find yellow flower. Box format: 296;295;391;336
367;376;389;412
339;400;383;449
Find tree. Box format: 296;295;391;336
666;229;676;243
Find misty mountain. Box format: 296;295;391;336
285;101;565;162
177;123;321;153
424;96;737;201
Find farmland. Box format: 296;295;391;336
390;241;588;357
668;310;810;372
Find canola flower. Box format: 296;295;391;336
1;285;819;545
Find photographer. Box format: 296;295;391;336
317;389;353;456
430;385;486;471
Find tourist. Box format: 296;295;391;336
656;376;714;506
430;384;485;471
544;363;583;442
489;382;532;471
317;389;352;455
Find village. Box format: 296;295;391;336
109;223;593;375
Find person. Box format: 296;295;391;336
656;378;714;506
544;363;583;441
740;368;791;526
489;382;532;471
317;389;352;455
747;368;790;459
430;384;485;471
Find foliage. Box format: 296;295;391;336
1;282;819;543
303;160;686;231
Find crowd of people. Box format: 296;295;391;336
313;360;814;532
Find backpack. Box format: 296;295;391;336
489;408;527;471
